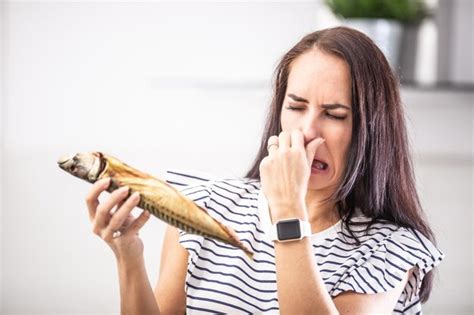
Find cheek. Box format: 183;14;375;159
338;127;352;169
280;112;293;131
327;124;352;167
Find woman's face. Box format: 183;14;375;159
280;48;353;193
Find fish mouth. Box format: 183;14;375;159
57;155;72;166
57;154;75;171
57;152;106;183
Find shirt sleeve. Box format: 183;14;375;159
164;169;215;266
331;226;444;308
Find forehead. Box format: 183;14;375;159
286;48;351;101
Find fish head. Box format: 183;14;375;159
57;152;104;183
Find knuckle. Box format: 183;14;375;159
102;233;112;242
96;204;106;214
101;228;112;238
92;180;103;189
92;225;101;236
138;215;149;225
292;129;303;139
85;194;96;205
137;219;147;228
108;217;120;228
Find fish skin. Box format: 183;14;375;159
58;151;254;259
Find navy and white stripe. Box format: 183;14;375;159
165;169;445;315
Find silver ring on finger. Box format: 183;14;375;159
112;230;122;239
267;143;279;151
267;137;279;151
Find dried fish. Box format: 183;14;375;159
58;151;253;259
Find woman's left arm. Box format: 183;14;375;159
260;130;410;314
273;236;337;314
273;234;411;315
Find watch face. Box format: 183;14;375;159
276;219;301;241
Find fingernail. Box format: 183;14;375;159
119;186;129;193
131;191;140;200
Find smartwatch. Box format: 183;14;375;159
269;218;312;242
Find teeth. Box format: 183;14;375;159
314;161;326;170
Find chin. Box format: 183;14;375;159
307;173;339;193
307;175;327;191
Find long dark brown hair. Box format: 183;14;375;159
245;26;436;302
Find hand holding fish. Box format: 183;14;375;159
58;151;253;259
85;177;151;261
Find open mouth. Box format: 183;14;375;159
311;159;328;171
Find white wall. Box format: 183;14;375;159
0;0;5;312
451;0;474;85
1;1;472;314
402;88;473;314
1;2;317;314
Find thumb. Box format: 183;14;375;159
305;138;325;166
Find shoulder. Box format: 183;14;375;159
164;168;261;261
343;211;444;272
164;168;258;192
164;168;260;207
326;209;444;312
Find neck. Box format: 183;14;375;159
305;188;340;233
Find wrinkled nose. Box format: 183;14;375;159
301;118;322;145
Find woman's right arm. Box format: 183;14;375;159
85;178;187;315
117;226;188;315
153;225;188;314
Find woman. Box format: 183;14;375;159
85;27;444;314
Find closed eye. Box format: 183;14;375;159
326;113;346;120
286;105;304;111
285;106;346;120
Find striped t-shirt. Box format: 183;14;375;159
165;170;444;314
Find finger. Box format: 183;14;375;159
267;135;279;156
121;213;135;229
279;131;291;149
94;186;130;232
85;177;111;222
107;192;141;233
259;156;271;177
305;137;325;165
125;210;151;237
111;199;126;216
290;129;304;150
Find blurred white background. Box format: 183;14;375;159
0;1;472;314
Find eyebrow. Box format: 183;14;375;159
287;93;351;110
